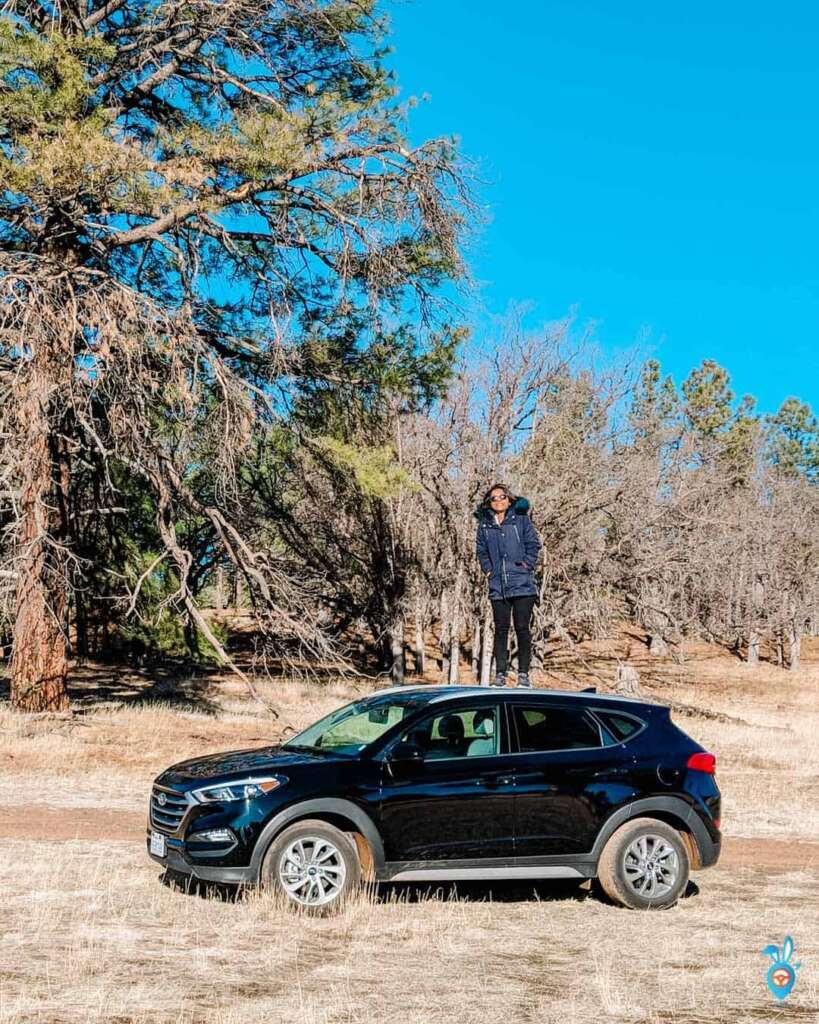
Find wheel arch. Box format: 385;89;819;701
249;798;385;883
591;796;709;870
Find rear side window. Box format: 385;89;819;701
511;705;603;752
594;711;646;745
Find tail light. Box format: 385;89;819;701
687;751;716;774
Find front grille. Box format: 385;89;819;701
150;784;189;834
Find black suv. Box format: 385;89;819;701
147;686;721;911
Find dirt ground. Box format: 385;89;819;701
1;639;818;1024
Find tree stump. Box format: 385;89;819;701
615;664;641;696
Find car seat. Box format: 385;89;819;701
467;710;496;756
429;714;467;758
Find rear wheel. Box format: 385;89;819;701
596;817;689;909
261;819;361;913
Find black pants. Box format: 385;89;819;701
491;595;536;674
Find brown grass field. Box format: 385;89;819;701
1;639;817;1023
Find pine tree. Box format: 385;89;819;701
767;398;819;481
0;0;468;710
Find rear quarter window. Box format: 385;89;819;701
594;710;646;745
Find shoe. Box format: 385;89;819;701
517;673;532;688
489;673;507;687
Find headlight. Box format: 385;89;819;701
192;776;286;803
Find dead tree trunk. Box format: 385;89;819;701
448;573;462;685
480;600;493;685
439;590;450;681
615;664;641;696
214;565;224;611
787;597;801;672
471;617;480;681
789;627;801;671
11;360;69;712
414;598;425;676
389;610;405;685
746;576;763;665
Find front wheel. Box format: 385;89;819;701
596;817;689;909
260;819;361;913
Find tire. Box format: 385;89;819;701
596;817;689;910
260;818;361;913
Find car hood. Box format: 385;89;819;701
157;745;341;787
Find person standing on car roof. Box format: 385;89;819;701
474;483;542;688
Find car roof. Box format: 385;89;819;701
371;684;662;712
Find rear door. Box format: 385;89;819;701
377;701;516;862
510;702;634;856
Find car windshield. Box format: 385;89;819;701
282;692;434;756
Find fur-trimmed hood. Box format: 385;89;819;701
473;495;531;524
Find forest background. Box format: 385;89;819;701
0;0;817;715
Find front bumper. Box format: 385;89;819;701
147;833;258;885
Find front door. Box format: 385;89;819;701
377;702;515;862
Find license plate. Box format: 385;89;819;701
150;831;166;857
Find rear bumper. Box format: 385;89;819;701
696;827;721;869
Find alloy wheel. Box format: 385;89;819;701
622;833;679;899
278;835;347;907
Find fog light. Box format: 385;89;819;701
188;829;234;843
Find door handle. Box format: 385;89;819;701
480;775;514;788
510;771;545;784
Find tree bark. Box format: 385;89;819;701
448;574;462;685
746;577;763;665
214;565;224;611
788;627;801;671
787;598;801;672
389;611;405;685
615;664;641;696
480;601;493;685
471;617;480;681
414;600;425;676
11;362;69;711
448;613;460;685
439;591;450;681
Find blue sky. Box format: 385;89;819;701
386;0;819;414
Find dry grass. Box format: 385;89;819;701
0;841;816;1024
0;649;818;1023
0;679;361;812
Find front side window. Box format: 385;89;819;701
512;704;603;753
398;705;500;760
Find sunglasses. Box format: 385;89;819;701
489;495;509;502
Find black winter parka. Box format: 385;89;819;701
474;496;541;600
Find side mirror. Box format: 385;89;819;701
385;741;424;776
